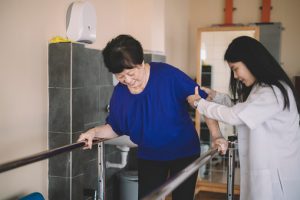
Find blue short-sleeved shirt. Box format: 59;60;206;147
106;62;207;160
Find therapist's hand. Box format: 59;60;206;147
187;86;201;108
201;86;216;101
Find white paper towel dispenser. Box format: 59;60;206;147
66;1;96;44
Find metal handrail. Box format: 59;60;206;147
0;138;109;173
142;148;219;200
0;139;237;200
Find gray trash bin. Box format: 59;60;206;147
120;170;138;200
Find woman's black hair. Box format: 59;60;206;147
224;36;300;114
102;34;144;73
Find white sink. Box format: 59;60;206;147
104;135;137;147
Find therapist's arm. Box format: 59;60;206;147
197;99;244;126
188;86;228;154
204;117;228;155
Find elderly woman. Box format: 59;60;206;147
78;34;227;199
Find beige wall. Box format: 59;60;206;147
0;0;299;199
188;0;300;79
0;0;164;199
165;0;190;73
89;0;165;52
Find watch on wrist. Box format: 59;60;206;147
193;99;200;108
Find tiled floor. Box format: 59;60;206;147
195;155;240;200
166;154;240;200
196;191;240;200
199;155;240;183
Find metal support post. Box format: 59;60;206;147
98;142;105;200
227;136;237;200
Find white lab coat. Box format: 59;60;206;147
197;83;300;200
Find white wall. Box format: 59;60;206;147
0;0;164;199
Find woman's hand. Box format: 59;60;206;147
187;86;201;108
77;128;97;149
211;137;228;155
201;86;216;101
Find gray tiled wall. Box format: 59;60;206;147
49;43;165;200
48;43;113;200
250;22;282;63
144;53;166;63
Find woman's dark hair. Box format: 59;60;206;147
224;36;300;113
102;34;144;73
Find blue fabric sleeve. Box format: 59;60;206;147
105;87;125;136
199;88;208;99
170;65;208;100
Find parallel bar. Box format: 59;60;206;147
142;148;219;200
227;142;236;200
98;142;105;200
0;138;108;173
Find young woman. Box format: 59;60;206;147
188;36;300;200
78;34;227;199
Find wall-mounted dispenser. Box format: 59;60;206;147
66;1;96;44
